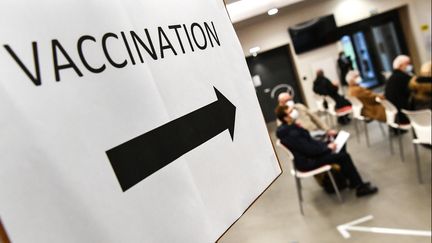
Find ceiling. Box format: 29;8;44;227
225;0;304;23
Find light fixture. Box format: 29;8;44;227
267;8;278;16
249;46;260;56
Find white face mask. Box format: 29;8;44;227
405;64;413;73
355;76;362;84
289;109;299;120
286;100;295;107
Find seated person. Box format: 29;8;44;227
384;55;413;124
313;69;352;124
275;105;378;197
409;61;431;110
277;92;337;140
346;70;386;122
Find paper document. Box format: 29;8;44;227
334;130;350;153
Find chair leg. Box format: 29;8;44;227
294;177;304;215
354;119;360;143
397;130;405;162
388;126;394;155
363;121;370;147
297;178;303;202
327;171;343;203
378;122;386;136
413;143;423;184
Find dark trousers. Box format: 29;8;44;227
314;151;363;188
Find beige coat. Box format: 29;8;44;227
409;76;432;109
294;103;329;131
348;86;386;122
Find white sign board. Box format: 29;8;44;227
0;0;281;242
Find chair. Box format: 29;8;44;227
325;96;352;128
346;96;386;146
276;140;342;215
313;93;331;127
376;98;411;161
402;109;432;183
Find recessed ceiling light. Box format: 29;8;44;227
249;46;261;55
267;8;279;16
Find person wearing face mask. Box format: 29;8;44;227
384;55;413;125
275;105;378;197
277;92;336;139
347;70;386;122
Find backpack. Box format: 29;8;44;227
314;164;348;194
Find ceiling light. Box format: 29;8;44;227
249;46;260;56
267;8;279;16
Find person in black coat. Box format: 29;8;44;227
313;69;352;124
275;105;378;197
384;55;413;125
337;51;353;86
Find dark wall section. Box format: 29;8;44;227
246;45;304;123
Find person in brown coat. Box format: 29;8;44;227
346;70;386;122
409;61;431;110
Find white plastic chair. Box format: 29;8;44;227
376;97;411;161
402;109;432;183
276;140;342;215
326;96;352;128
346;96;386;146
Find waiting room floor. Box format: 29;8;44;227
219;118;431;243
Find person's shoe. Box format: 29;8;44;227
356;183;378;197
349;181;370;189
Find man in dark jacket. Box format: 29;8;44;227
275;105;378;197
313;69;352;124
384;55;413;124
337;51;353;86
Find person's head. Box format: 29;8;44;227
346;70;361;86
420;61;431;77
275;105;298;124
277;92;294;106
392;55;412;72
339;51;345;58
316;69;324;77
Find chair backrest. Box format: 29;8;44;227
313;94;327;112
325;96;336;113
402;109;432;144
346;96;363;119
276;139;296;175
376;97;397;125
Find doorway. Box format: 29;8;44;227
338;9;409;88
246;45;304;123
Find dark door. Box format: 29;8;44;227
246;45;304;123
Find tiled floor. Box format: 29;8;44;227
219;118;431;243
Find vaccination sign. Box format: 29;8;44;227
0;0;281;242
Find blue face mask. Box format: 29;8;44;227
405;65;413;73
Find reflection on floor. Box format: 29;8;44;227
219;118;431;243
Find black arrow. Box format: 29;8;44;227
106;87;236;192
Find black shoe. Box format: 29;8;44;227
349;181;370;189
356;183;378;197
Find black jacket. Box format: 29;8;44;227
276;123;331;171
384;69;412;123
313;76;351;109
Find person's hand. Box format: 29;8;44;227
327;143;337;152
332;80;339;87
327;129;337;137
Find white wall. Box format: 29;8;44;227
233;0;431;110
